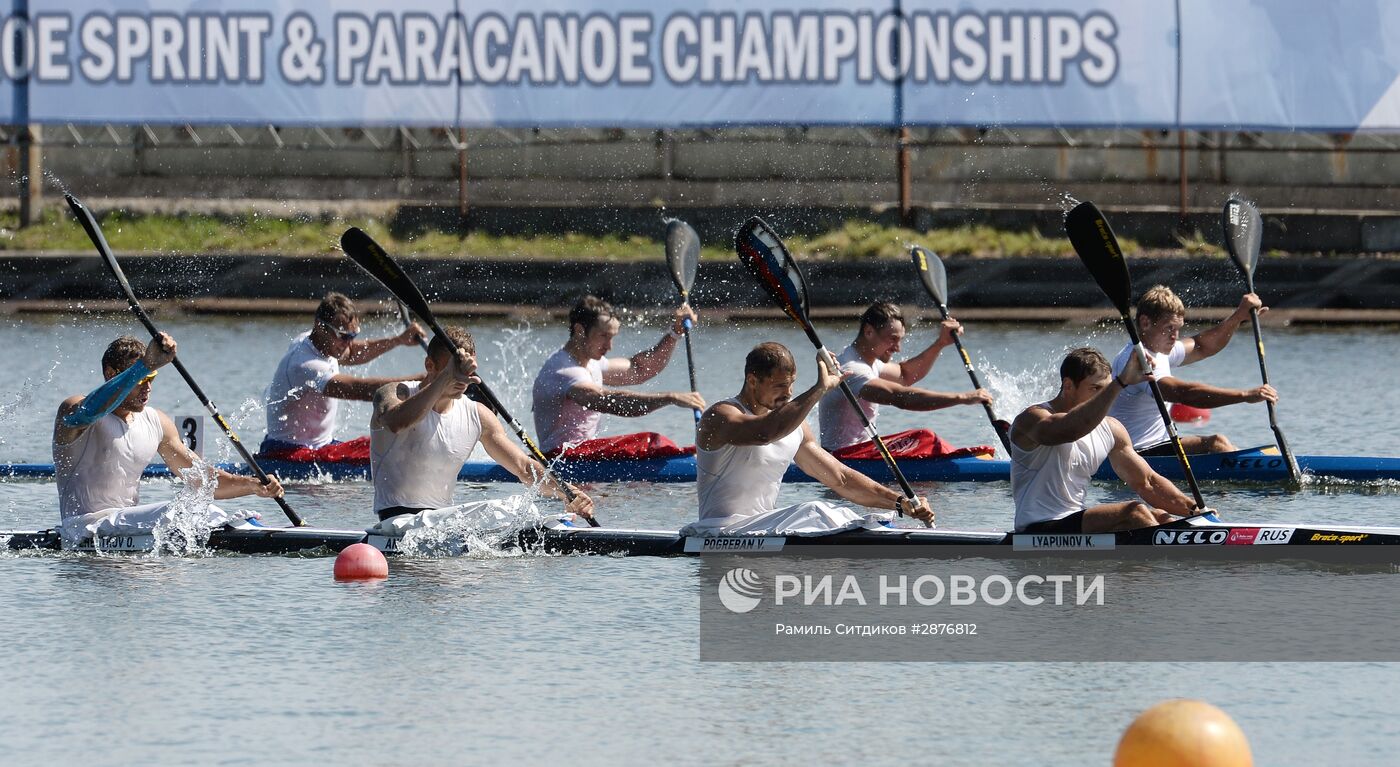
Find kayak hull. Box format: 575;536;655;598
6;515;1400;560
2;445;1397;484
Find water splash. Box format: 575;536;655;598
150;457;222;556
395;495;545;558
0;358;62;448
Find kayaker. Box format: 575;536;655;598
683;341;933;535
531;294;705;456
260;292;425;460
370;326;594;529
53;334;284;546
816;302;993;457
1110;285;1278;454
1011;347;1195;533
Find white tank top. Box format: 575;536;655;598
54;408;163;521
696;398;804;521
371;383;482;513
817;345;883;450
1010;403;1116;531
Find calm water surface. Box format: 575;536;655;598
3;313;1399;765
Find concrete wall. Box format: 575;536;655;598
15;127;1400;212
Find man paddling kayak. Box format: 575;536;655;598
1012;348;1195;533
370;326;594;530
260;292;425;460
817;302;992;456
531;294;705;456
1110;286;1278;454
683;342;933;536
54;334;284;546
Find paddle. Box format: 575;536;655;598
1063;201;1206;510
396;300;431;354
663;218;703;423
64;194;305;527
339;227;599;527
909;246;1012;454
734;216;926;524
1223;197;1302;486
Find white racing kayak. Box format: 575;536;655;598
3;514;1399;560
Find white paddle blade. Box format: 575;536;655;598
1223;197;1263;283
664;219;701;294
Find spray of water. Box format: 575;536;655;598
150;458;222;557
395;495;544;558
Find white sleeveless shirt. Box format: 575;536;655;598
371;383;482;513
696;398;804;522
1010;403;1116;531
817;345;883;450
54;408;163;521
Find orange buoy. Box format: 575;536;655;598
1170;403;1211;424
334;542;389;580
1114;699;1252;767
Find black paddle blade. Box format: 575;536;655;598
1064;201;1133;316
66;195;134;296
66;193;165;337
910;246;948;307
664;218;701;296
1223;197;1263;287
734;217;811;325
340;228;437;330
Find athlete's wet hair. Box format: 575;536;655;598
315;292;357;325
1136;285;1186;323
569;295;615;335
744;342;796;379
426;325;476;361
1060;347;1111;384
101;336;146;375
859;302;904;333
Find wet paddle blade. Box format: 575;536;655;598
734;216;811;325
910;246;949;307
664;218;701;296
1223;197;1263;288
1064;201;1133;316
340;227;441;337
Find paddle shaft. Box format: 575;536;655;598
1237;259;1301;483
934;303;1011;453
396;301;431;354
1119;315;1207;510
682;318;700;423
68;200;304;526
1245;305;1301;482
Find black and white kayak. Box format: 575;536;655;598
4;514;1400;560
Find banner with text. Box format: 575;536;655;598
0;0;1397;130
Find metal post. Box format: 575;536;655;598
1178;129;1188;226
897;127;912;227
457;127;469;221
18;125;41;227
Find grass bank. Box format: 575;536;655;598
0;210;1181;260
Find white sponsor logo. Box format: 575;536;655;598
1012;534;1116;551
1254;528;1294;545
683;536;785;553
718;568;764;613
1154;529;1229;545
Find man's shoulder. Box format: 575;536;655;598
1169;340;1188;364
541;348;587;373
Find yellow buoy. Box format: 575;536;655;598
1114;699;1252;767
